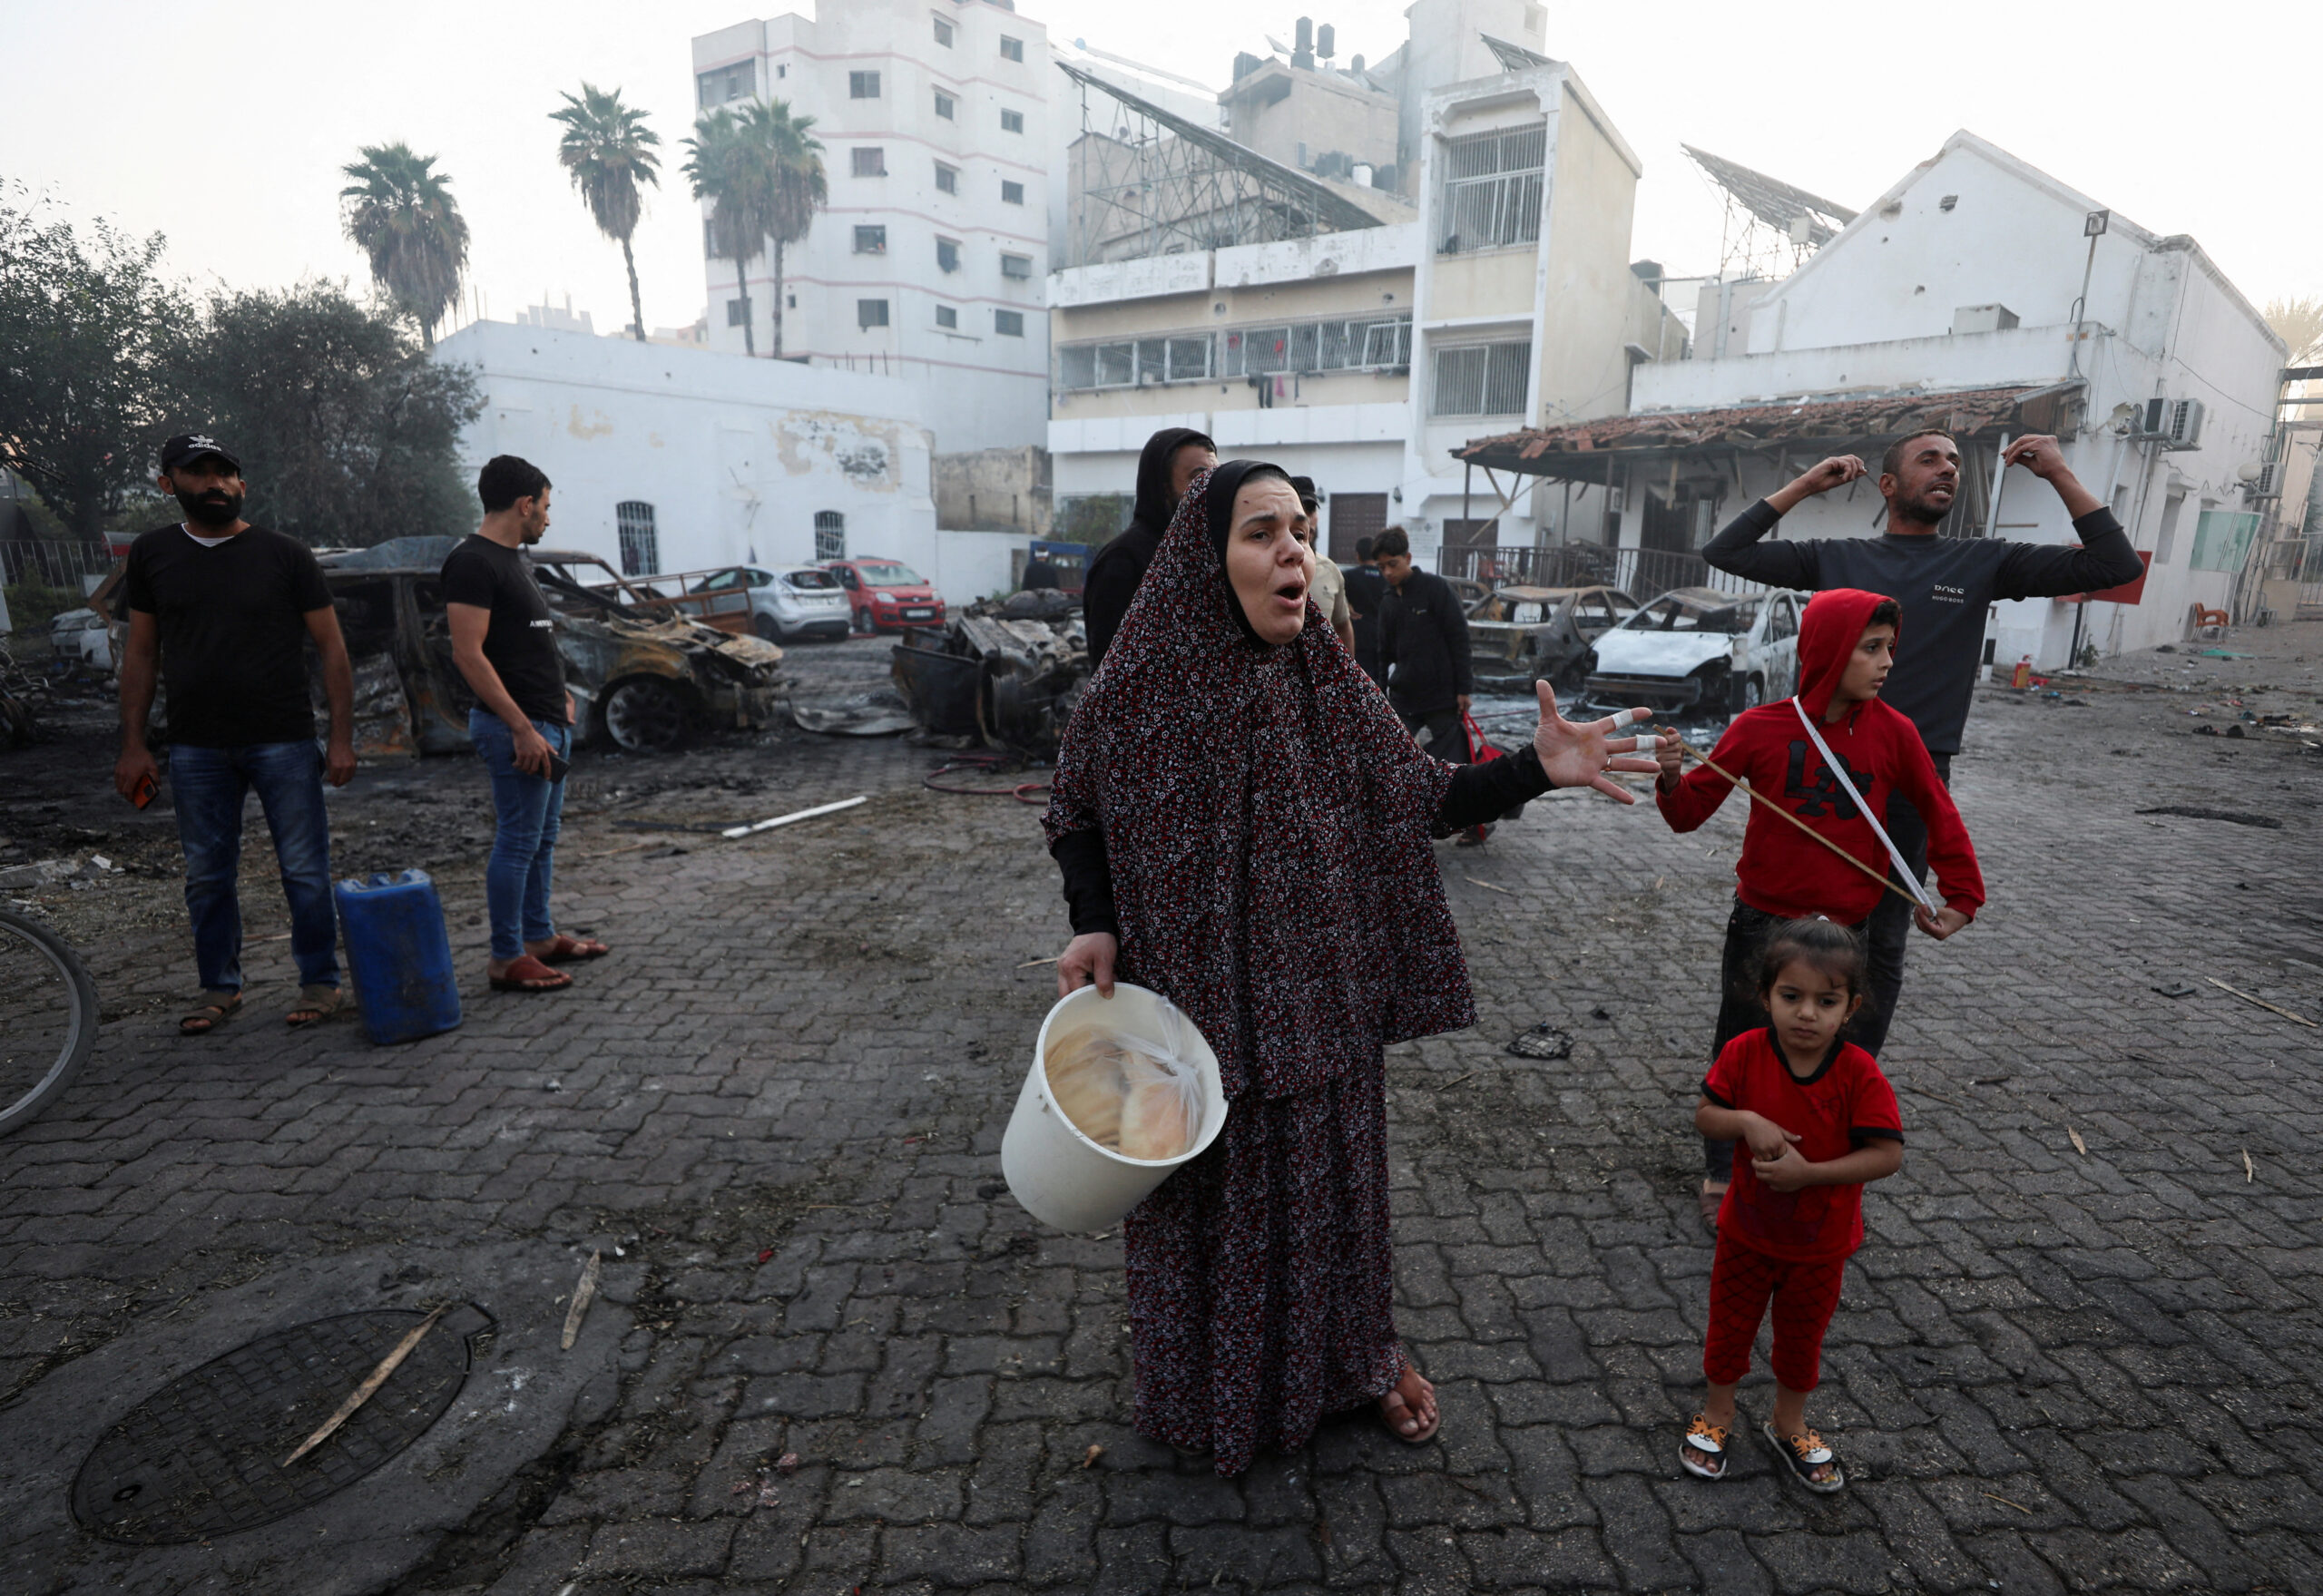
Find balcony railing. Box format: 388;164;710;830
1437;543;1767;602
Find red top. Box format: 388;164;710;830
1655;588;1985;924
1704;1028;1903;1262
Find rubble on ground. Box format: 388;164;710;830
890;591;1087;754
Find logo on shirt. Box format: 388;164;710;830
529;618;554;629
1929;583;1966;604
1784;740;1872;822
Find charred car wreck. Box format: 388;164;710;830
889;589;1087;754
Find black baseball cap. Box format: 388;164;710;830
1289;474;1322;512
160;434;242;475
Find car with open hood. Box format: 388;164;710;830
1582;585;1802;718
1463;584;1638;693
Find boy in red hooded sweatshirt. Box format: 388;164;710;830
1654;589;1983;1224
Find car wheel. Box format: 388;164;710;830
751;612;784;643
1730;673;1764;716
601;678;691;754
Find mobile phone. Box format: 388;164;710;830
546;750;572;784
130;772;157;809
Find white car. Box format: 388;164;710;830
48;607;113;671
1583;586;1803;717
690;564;853;642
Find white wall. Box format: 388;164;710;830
436;320;936;583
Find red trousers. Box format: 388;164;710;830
1702;1235;1848;1392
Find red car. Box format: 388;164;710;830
823;557;946;633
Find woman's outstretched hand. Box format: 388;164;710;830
1056;933;1119;1000
1532;685;1670;804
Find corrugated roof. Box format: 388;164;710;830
1458;382;2082;477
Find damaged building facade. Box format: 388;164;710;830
1048;15;1683;563
1458;132;2290;668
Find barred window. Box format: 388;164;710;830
814;511;846;563
1059;335;1212;390
616;501;659;577
1218;313;1411;377
1438;126;1546;253
1430;339;1532;417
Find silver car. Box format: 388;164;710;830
691;564;853;643
1583;586;1803;718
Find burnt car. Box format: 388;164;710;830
1463;584;1638;694
1582;585;1802;719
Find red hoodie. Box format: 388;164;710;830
1655;588;1984;925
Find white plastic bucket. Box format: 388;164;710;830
1001;982;1229;1233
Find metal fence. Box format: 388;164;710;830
1437;543;1767;601
0;541;117;594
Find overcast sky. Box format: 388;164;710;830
4;1;2312;338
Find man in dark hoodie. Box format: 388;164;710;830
1083;427;1216;669
1702;432;2137;1052
1346;536;1387;685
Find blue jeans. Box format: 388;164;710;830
169;740;340;993
469;710;570;961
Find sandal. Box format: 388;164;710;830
535;934;610;964
1378;1348;1441;1445
1761;1421;1846;1493
287;984;345;1027
1680;1414;1730;1480
180;990;242;1035
489;955;573;994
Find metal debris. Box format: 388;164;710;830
892;593;1089;754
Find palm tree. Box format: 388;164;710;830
551;83;662;342
684;100;825;358
339;143;469;347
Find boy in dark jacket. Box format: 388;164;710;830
1654;587;1983;1220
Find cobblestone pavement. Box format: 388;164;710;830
4;628;2321;1594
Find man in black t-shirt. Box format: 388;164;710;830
114;433;358;1034
442;455;605;994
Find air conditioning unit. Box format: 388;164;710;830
2125;397;2170;439
2161;397;2205;451
2245;461;2285;501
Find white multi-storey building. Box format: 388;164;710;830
691;0;1051;455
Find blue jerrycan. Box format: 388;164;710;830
334;869;463;1045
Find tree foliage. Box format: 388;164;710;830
340;142;470;347
2264;295;2323;369
165;281;481;548
685;99;825;357
553;83;662;343
0;191;190;537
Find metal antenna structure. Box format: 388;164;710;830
1681;144;1857;281
1058;60;1382;268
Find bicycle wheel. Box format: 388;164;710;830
0;907;98;1135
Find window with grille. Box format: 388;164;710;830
1203;313;1412;381
852;147;887;177
1001;180;1024;205
933;15;953;45
696;63;751;106
849;70;880;98
1058;334;1214;390
814;511;846;563
936;304;958;329
726;297;750;327
934;90;955;119
1438;126;1546;253
1000;108;1024;133
616;502;659;576
935;162;959;194
936;238;960;273
1000;35;1024;61
1000;253;1032;279
1430;339;1532;416
858;299;890;328
995;309;1024;337
854;225;887;254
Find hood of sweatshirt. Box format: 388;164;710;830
1795;587;1897;720
1127;427;1216;542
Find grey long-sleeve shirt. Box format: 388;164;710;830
1702;499;2142;754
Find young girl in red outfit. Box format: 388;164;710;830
1681;918;1903;1493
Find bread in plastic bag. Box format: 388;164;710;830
1044;1002;1204;1161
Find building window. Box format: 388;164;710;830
1000;252;1033;280
1060;334;1215;390
934;90;956;119
725;296;751;326
1000;108;1024;133
616;501;660;576
935;162;959;194
858;299;891;328
849;70;881;99
854;225;887;254
933;14;953;45
1000;35;1024;62
1430;338;1533;417
852;146;887;178
936;238;961;273
936;304;959;329
1001;179;1024;205
1196;313;1410;382
1439;126;1547;253
696;63;751;106
814;511;846;563
995;309;1025;337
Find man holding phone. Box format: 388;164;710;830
443;455;606;994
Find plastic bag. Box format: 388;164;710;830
1044;1003;1205;1161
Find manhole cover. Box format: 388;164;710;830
71;1306;488;1544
